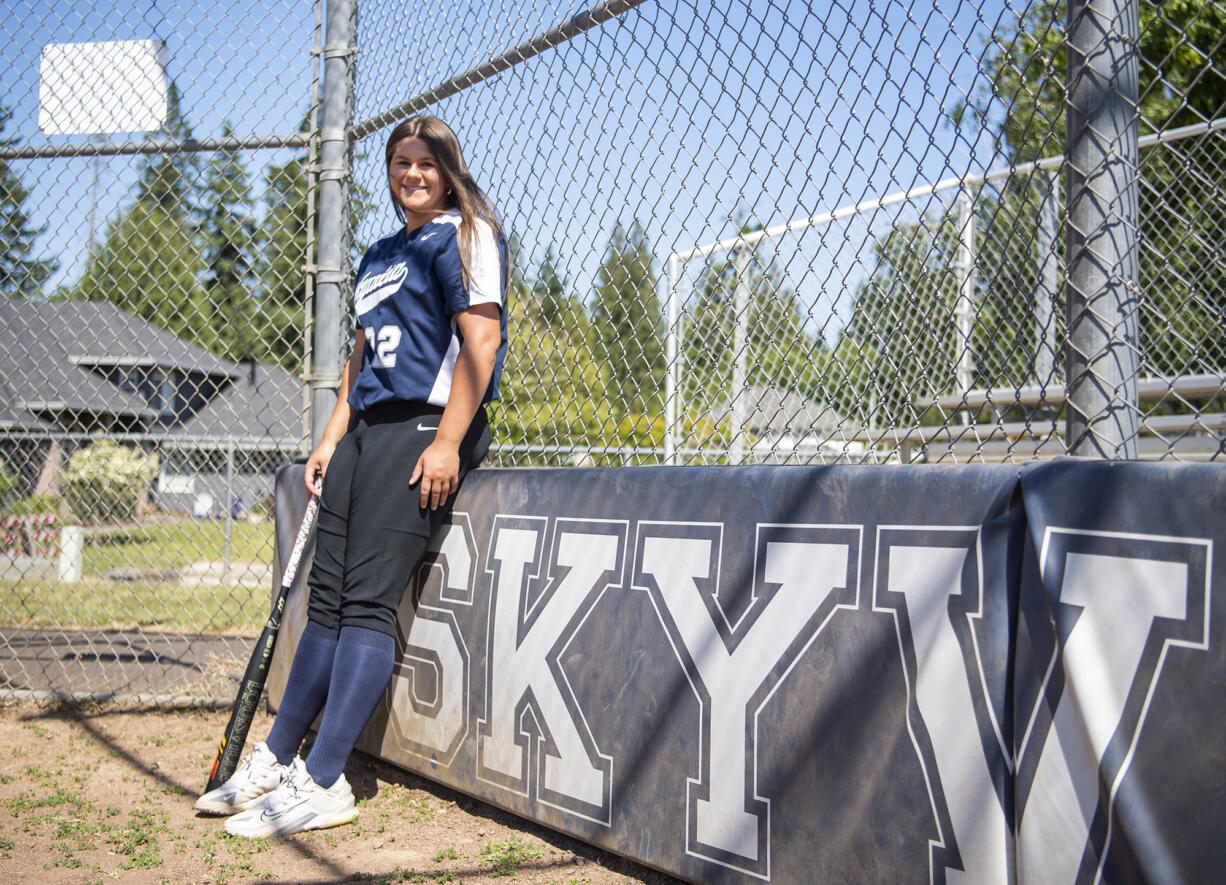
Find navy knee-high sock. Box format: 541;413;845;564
304;625;395;788
265;620;339;764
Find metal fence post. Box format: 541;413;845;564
956;188;976;424
310;0;357;447
223;439;234;579
664;255;680;466
1035;171;1060;386
1065;0;1141;458
729;247;750;464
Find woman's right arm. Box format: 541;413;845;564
304;327;366;496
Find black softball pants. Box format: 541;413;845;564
305;400;489;636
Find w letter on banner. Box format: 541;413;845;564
1017;529;1210;885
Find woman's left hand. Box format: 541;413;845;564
410;440;460;510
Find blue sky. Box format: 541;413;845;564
1;0;317;291
3;0;1014;334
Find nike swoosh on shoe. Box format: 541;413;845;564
260;799;306;822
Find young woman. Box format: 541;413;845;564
196;115;507;838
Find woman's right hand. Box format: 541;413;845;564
304;440;336;497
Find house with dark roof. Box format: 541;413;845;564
0;299;305;514
706;384;870;463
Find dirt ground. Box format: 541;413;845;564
0;700;682;885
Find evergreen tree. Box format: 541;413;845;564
200;122;258;360
497;236;603;460
260;121;312;305
257;110;374;373
503;231;530;317
70;81;209;347
71;200;211;348
257;136;311;373
845;215;964;424
533;246;570;325
591;222;663;416
0;107;58;298
73;201;203;341
685;223;822;412
136;81;198;213
497;231;532;416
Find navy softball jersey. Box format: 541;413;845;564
348;209;508;411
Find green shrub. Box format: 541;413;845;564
2;493;61;517
62;440;159;524
0;460;17;505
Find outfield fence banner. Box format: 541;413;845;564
272;459;1226;884
2;0;1225;710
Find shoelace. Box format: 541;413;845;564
264;777;303;812
238;746;273;776
275;763;313;801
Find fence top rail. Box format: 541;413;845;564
0;133;314;161
668;117;1226;266
352;0;651;140
845;410;1226;447
0;429;302;450
926;373;1226;411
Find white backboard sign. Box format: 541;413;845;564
39;39;169;135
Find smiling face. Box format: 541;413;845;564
387;136;450;230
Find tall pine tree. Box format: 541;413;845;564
684;221;825;433
71;81;211;349
0;107;57;298
496;238;603;457
200;122;258;360
137;81;198;211
591;222;663;416
258;115;313;366
533;245;570;325
256;110;374;372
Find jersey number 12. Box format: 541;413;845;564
369;325;401;368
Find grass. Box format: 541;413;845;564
82;519;274;575
8;784;169;872
0;576;272;633
0;516;277;633
480;837;543;877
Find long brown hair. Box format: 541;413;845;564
384;115;503;287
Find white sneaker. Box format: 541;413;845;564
195;741;287;815
224;757;357;838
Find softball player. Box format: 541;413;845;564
196;115;507;837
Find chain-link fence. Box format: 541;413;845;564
1;0;1224;702
0;0;320;702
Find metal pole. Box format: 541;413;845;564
729;247;750;464
664;255;680;466
310;0;356;447
87;136;103;257
351;0;653;139
1035;171;1060;386
1065;0;1140;457
956;189;976;425
302;0;325;451
223;439;234;578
